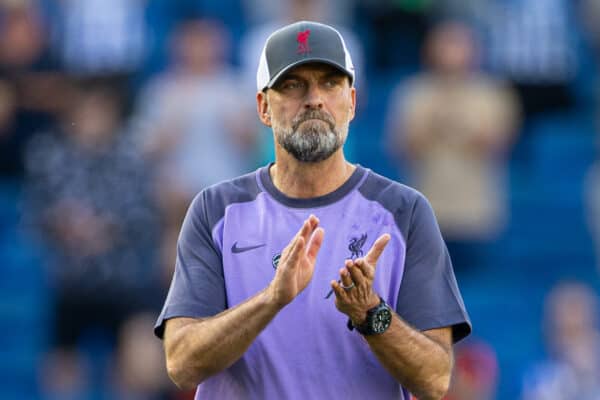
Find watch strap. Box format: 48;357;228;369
346;297;391;335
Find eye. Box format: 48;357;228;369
280;80;305;91
322;75;344;89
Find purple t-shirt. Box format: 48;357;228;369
155;164;471;399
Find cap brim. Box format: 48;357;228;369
263;58;355;91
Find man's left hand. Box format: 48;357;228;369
331;233;391;325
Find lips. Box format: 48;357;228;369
300;118;327;124
293;112;334;131
294;119;331;131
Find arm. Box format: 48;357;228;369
364;321;453;400
163;289;281;389
164;215;324;389
331;235;454;400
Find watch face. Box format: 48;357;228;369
371;307;392;334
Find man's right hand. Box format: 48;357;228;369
164;215;324;388
267;215;324;308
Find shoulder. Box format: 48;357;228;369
358;169;426;216
357;169;436;238
201;169;262;207
190;169;263;229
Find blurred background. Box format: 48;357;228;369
1;0;599;399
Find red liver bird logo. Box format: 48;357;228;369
296;29;311;54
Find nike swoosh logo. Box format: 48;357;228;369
231;242;266;254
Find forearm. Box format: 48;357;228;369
165;288;282;388
164;215;323;389
364;316;452;400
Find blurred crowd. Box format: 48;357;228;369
1;0;600;399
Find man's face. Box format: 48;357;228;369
258;63;356;163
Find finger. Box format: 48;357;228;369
354;258;374;280
282;218;314;261
347;261;367;287
279;235;297;262
285;236;305;270
339;267;354;289
283;223;305;257
302;214;320;241
297;218;312;241
296;215;317;244
305;227;324;263
307;214;319;229
365;233;391;266
330;279;347;300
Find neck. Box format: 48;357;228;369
270;150;355;198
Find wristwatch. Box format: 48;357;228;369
347;297;393;335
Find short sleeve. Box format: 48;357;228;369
154;191;227;338
396;194;471;342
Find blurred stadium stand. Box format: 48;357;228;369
1;1;599;399
0;180;49;399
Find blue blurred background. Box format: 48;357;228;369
1;0;599;399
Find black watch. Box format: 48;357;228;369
347;297;392;335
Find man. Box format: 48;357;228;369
155;21;471;400
386;21;519;271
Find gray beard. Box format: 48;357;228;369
275;110;347;163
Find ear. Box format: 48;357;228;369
256;91;272;127
348;86;357;122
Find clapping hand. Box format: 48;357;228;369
330;234;391;324
268;215;324;307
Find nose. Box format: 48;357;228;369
303;83;324;109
